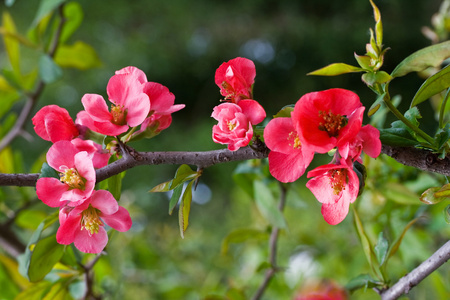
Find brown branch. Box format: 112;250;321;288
380;240;450;300
251;183;287;300
0;4;66;152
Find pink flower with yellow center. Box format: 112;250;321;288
36;141;96;207
215;57;256;103
293;88;365;154
212;100;266;151
56;190;132;253
264;116;315;182
306;159;359;225
80;67;150;136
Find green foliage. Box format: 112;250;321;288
411;64;450;107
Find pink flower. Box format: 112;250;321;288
306;159;359;225
32;105;79;142
212;100;265;151
36;141;96;207
264;117;315;182
339;124;381;161
71;138;111;169
215;57;256;103
56;190;132;253
293;89;364;154
80;67;150;136
295;280;348;300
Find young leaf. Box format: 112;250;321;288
149;180;172;193
31;0;66;27
386;217;420;261
59;2;83;44
221;228;268;255
346;274;383;292
444;205;450;224
179;180;194;238
39;54;62;83
307;63;363;76
353;207;378;278
253;180;287;229
361;71;392;87
420;186;450;205
374;232;389;266
39;162;59;179
273;105;294;118
391;40;450;78
170;164;199;189
54;41;102;70
28;234;64;282
169;184;183;215
107;154;125;201
2;11;20;75
411;64;450;107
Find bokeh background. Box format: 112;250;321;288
1;0;449;299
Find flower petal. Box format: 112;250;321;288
81;94;112;122
101;206;132;232
238;99;266;125
74;227;108;253
36;178;69;207
268;150;311;183
47;141;77;171
90;190;119;215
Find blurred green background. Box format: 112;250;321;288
1;0;450;299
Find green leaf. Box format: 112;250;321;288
382;182;421;205
32;0;66;27
378;128;418;146
369;0;383;47
346;274;383;292
14;281;52;300
253;180;287;228
444;205;450;224
39;162;59;179
168;184;183;215
221;228;269;255
2;11;20;75
411;64;450;107
391;40;450;78
353;207;379;278
387;217;420;261
28;234;64;282
354;53;372;70
273;105;294;118
435;123;450;150
107;154;125;201
39;54;62;83
179;180;194;238
361;71;392;87
149;180;172;192
232;160;264;197
171;164;199;189
54;41;102;70
420;186;449;205
374;232;389;266
59;2;83;44
307;63;363;76
368;93;385;116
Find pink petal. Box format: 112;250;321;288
264;117;296;154
90;190;119;215
321;198;350;225
56;210;80;245
47;141;77;171
73;151;95;195
92;121;129;136
115;66;148;84
106;74;145;107
82;94;112;122
268;151;309;183
143;82;175;113
101;206;132;232
74;227;108;253
359;125;381;158
125;93;151;127
238;99;266;125
36;178;69;207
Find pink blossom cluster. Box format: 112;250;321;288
211;57;266;151
264;88;381;225
33;66;184;252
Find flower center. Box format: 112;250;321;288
328;169;348;196
318;110;348;137
227;120;237;131
111;104;128;125
288;131;302;149
60;166;85;190
80;205;103;236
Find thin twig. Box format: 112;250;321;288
0;4;66;152
380;240;450;300
80;253;104;300
251;183;288;300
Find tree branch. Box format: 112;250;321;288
380;240;450;300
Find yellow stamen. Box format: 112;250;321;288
60;167;85;190
318;110;348;137
80;205;103;236
288;132;302;149
111;104;128;125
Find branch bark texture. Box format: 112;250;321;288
380;240;450;300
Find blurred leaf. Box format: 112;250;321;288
0;254;30;290
382;182;421;205
369;0;383;47
368;93;385;117
39;162;59;179
18;222;45;280
14;281;53;300
444;205;450;224
411;64;450;107
253;180;287;228
179;180;194;238
232;160;263;197
59;2;83;44
41;278;70;300
221;228;268;255
5;0;16;7
54;41;102;70
0;147;15;173
28;234;65;282
307;63;363;76
32;0;66;27
15;209;47;230
39;54;63;83
168;184;183;215
273;105;294;118
225;287;247;300
346;273;383;292
435;123;450;150
0;112;17;138
374;232;389;266
2;11;20;74
387;217;420;261
391;40;450;78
